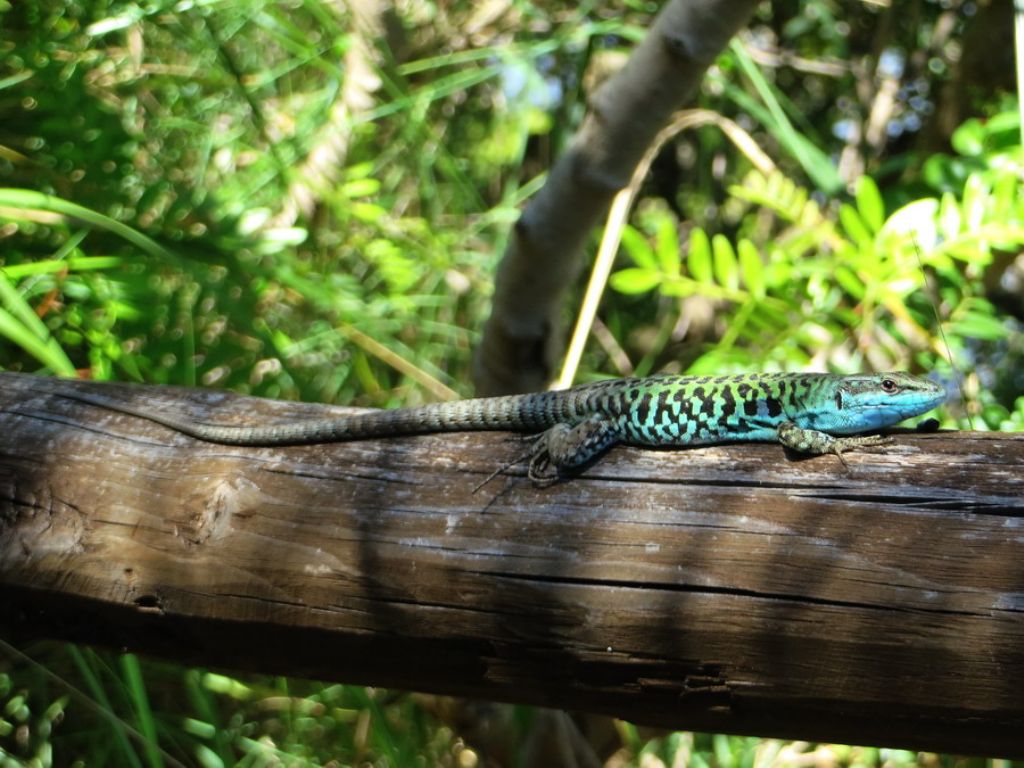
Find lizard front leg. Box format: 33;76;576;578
529;416;621;485
777;421;892;467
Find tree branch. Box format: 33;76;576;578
475;0;760;394
1;373;1022;757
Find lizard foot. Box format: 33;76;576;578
476;419;624;490
777;422;894;468
527;437;562;487
829;434;893;468
528;418;621;487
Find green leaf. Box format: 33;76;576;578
764;255;793;288
340;178;382;198
712;234;739;292
350;202;387;223
620;225;657;269
687;228;712;284
991;171;1019;220
961;173;988;231
0;70;34;91
944;241;993;265
950;118;985;157
937;192;962;241
984;109;1022;137
855;176;885;232
344;161;376;179
737;239;765;299
193;744;225;768
610;267;662;295
659;277;699;297
834;265;865;300
253;227;308;255
654;216;681;277
839;203;872;249
977;224;1024;250
880;198;939;250
951;311;1006;341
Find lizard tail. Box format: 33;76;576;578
72;390;572;445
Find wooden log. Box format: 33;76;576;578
0;371;1021;756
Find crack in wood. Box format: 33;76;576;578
0;489;87;561
809;492;1021;513
476;570;986;618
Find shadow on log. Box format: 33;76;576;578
0;372;1022;757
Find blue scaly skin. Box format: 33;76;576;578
66;372;946;484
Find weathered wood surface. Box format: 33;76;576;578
0;371;1022;756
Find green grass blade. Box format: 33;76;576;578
0;189;178;262
0;307;75;374
67;646;146;768
0;256;125;279
727;41;842;193
0;272;76;374
120;654;164;768
0;271;63;342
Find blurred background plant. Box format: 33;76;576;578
1;0;1021;764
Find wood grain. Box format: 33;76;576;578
0;372;1021;756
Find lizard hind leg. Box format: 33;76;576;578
529;416;621;486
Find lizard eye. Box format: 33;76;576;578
881;378;898;393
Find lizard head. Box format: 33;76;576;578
827;372;947;433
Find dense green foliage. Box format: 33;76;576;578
1;0;1022;764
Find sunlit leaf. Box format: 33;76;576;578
855;176;885;232
937;192;961;241
880;198;939;250
950;118;985;157
712;234;739;292
659;277;700;297
620;225;656;269
737;239;764;299
654;216;681;277
834;265;865;300
351;202;387;223
839;203;872;249
341;178;382;198
950;311;1007;341
961;173;988;231
687;228;712;284
610;267;662;294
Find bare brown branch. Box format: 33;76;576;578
475;0;761;394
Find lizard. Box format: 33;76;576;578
63;371;946;485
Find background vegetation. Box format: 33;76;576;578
1;0;1022;764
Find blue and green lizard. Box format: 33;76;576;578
71;372;946;483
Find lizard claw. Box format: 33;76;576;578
472;433;554;493
831;434;893;469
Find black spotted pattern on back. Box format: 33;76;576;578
573;372;829;447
